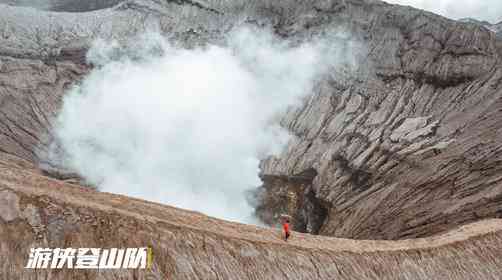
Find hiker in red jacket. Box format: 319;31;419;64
282;218;291;241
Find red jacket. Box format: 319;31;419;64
283;222;290;233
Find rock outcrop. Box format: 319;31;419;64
2;155;502;279
257;1;502;239
459;18;502;38
492;22;502;38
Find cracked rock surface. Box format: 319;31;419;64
1;0;502;244
1;157;502;279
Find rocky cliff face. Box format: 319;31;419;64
2;0;502;278
258;1;502;239
492;22;502;38
459;18;502;38
0;0;502;244
1;155;502;279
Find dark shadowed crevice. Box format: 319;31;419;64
301;187;328;234
252;168;328;234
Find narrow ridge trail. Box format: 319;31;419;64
1;155;502;279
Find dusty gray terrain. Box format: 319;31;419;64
1;0;502;241
492;22;502;37
0;0;502;278
0;0;502;279
256;2;502;239
1;156;502;279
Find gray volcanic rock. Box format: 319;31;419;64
0;0;125;12
0;0;502;243
459;18;502;38
2;157;502;279
259;3;502;239
492;22;502;38
0;0;223;166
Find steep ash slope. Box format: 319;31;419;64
493;22;502;38
258;2;502;239
1;155;502;279
0;0;501;241
459;18;502;38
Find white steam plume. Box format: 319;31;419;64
51;27;356;223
